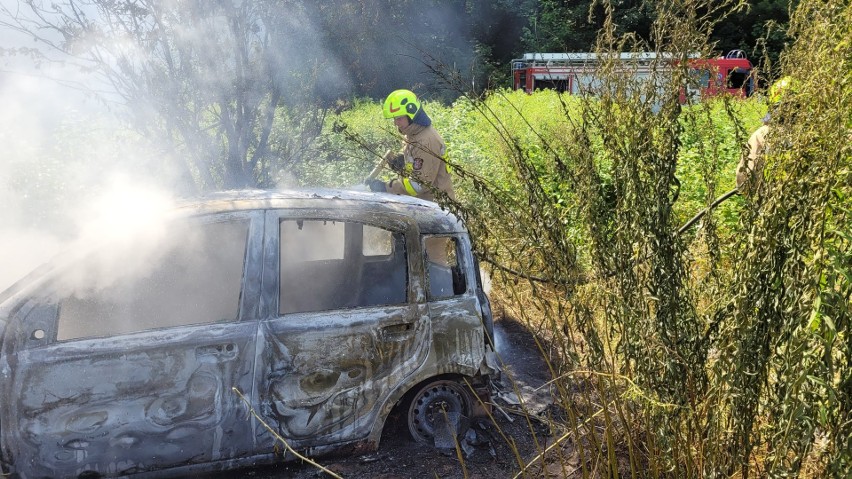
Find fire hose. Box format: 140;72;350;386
676;188;739;235
366;150;395;181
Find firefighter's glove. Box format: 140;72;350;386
388;154;405;173
365;179;387;192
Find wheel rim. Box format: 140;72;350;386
407;380;471;445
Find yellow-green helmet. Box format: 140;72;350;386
383;89;420;120
769;76;797;104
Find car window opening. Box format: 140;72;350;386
279;219;407;314
55;219;249;341
425;236;467;300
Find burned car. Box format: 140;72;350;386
0;189;494;478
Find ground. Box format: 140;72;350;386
211;313;561;479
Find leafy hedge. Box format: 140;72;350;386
298;1;850;474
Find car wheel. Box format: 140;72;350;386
407;379;472;447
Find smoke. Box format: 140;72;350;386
52;178;176;295
0;0;495;294
0;44;178;293
0;73;75;291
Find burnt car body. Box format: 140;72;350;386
0;189;494;479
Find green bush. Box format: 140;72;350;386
302;0;850;476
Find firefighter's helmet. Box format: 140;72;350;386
769;76;797;105
383;89;421;120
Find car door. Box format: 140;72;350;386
0;212;263;478
253;208;430;451
422;234;488;371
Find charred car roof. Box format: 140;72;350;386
0;188;466;306
173;188;466;235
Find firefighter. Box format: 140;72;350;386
736;76;796;195
366;89;455;203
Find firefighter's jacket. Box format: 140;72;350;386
386;122;455;203
736;124;769;194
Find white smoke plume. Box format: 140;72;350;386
0;55;177;292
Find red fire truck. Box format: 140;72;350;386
511;50;754;102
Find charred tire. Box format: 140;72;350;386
407;379;472;446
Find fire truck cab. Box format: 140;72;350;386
683;50;755;101
511;50;754;102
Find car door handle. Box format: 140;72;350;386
380;322;414;341
196;343;238;359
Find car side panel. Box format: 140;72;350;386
252;209;432;451
427;233;489;375
255;305;430;449
5;322;258;478
0;211;265;478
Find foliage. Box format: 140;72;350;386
313;0;850;475
1;0;795;196
2;0;847;475
522;0;654;52
1;0;335;191
713;0;798;72
295;98;394;188
505;0;848;474
715;0;852;473
520;0;793;84
675;97;765;234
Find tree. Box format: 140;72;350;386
1;0;334;191
1;0;530;190
521;0;655;53
712;0;796;74
306;0;533;100
519;0;792;79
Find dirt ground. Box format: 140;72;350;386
220;314;562;479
